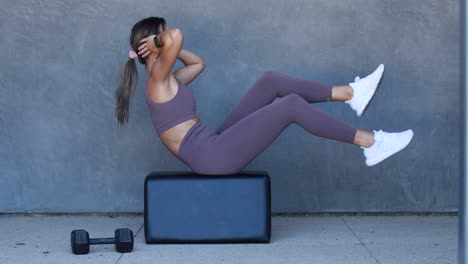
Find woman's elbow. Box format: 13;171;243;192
171;28;183;41
199;58;206;68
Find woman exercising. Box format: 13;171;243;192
115;17;414;175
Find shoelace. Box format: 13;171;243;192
372;129;395;152
362;130;384;150
349;76;362;104
373;129;384;141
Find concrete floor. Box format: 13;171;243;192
0;214;457;264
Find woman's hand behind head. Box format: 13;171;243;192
137;35;162;58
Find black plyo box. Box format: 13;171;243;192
144;170;271;243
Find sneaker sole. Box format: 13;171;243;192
356;64;385;117
366;130;414;166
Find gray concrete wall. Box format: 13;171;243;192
0;0;460;213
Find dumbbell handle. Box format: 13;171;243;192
89;238;116;245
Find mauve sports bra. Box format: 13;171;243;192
144;77;198;136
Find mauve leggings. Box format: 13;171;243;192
177;70;358;175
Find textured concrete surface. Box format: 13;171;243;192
0;0;460;212
0;214;457;264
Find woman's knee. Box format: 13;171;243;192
262;70;276;78
250;70;279;96
277;94;307;120
261;70;282;83
281;93;305;104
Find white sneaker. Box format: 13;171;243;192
345;64;385;117
362;129;414;166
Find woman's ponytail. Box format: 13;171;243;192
115;16;166;125
115;57;138;126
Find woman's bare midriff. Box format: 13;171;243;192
146;73;200;158
160;117;200;158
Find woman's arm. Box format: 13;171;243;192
173;49;205;85
177;49;205;66
137;28;184;82
150;28;183;82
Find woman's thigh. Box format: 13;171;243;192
215;70;332;134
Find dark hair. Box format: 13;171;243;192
115;16;167;126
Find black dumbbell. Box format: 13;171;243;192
71;228;134;255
